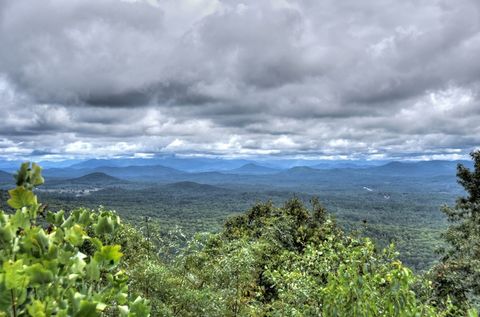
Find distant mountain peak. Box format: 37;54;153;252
238;163;271;169
68;172;124;184
288;166;316;172
242;163;260;167
371;160;469;176
228;163;279;174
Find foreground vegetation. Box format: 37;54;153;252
0;163;149;316
1;152;480;315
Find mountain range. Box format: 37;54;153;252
0;159;463;195
0;159;473;191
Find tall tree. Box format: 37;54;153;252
433;150;480;309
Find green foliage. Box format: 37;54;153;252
432;150;480;311
1;160;478;316
124;198;454;316
0;162;150;316
28;176;455;272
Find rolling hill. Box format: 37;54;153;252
226;163;280;175
160;181;232;194
368;160;471;177
66;172;125;185
36;159;474;191
0;170;12;184
92;165;185;181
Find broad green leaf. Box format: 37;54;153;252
0;279;12;312
27;300;46;317
30;163;45;186
14;162;44;188
4;260;28;289
34;228;50;252
46;210;65;226
0;223;14;243
65;224;87;246
118;305;130;316
74;300;100;317
26;263;54;286
0;212;8;225
90;237;103;249
94;215;115;236
71;252;87;274
128;297;150;317
8;187;37;209
94;245;123;268
114;270;128;284
10;208;31;229
96;302;107;311
23;228;50;254
86;259;100;281
78;210;92;226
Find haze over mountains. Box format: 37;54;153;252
0;157;472;194
56;172;125;185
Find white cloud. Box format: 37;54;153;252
0;0;479;160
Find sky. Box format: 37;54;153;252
0;0;479;161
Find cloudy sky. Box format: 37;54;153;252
0;0;479;161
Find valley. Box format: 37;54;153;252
0;158;467;271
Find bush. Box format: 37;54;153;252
0;162;149;316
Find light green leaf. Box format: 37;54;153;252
4;260;28;290
34;229;50;252
90;237;103;249
94;215;115;236
27;300;46;317
468;308;479;317
128;297;150;317
8;187;37;209
30;163;45;186
96;302;107;312
71;252;87;274
46;210;64;226
65;224;87;246
118;305;129;317
74;300;100;317
10;208;30;229
94;245;123;268
14;162;44;188
86;259;100;281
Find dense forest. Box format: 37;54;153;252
1;152;480;316
0;160;463;273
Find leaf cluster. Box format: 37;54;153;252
0;162;150;316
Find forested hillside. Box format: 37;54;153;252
1;152;480;316
5;159;459;273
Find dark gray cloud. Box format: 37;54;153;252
0;0;479;160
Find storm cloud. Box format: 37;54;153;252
0;0;479;159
